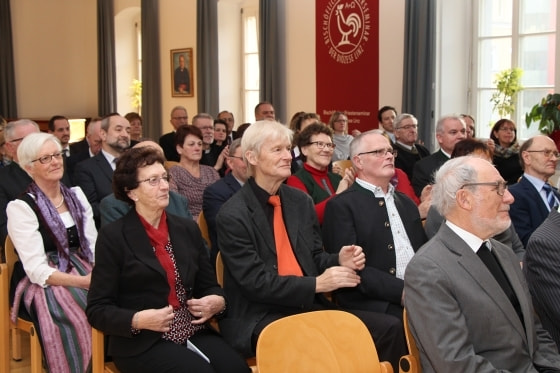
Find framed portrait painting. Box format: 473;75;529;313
171;48;194;97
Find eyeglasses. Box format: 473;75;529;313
396;124;418;131
357;148;397;158
138;175;171;186
9;137;24;143
525;149;560;158
460;181;508;196
199;126;214;131
229;155;244;160
308;141;336;150
31;152;63;164
172;116;188;121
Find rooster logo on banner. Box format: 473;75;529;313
322;0;371;64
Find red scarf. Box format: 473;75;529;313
138;211;180;309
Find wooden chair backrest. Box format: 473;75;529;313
4;236;18;282
332;159;353;177
215;251;224;287
256;310;393;373
197;210;211;249
398;308;422;373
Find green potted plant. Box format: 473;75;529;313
490;67;524;119
525;93;560;135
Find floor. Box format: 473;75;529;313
8;332;44;373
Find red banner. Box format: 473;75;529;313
316;0;379;133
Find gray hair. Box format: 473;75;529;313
432;156;478;217
241;120;292;177
229;138;242;155
349;129;387;158
4;119;39;141
192;113;214;124
393;113;417;129
170;106;188;118
18;132;61;167
435;114;465;134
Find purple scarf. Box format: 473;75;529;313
27;182;94;272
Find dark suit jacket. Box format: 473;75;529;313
411;149;449;197
0;162;32;246
159;132;179;162
99;191;193;226
405;224;560;372
525;209;560;349
393;142;430;181
66;150;90;183
202;172;242;262
73;152;114;226
70;138;89;155
322;183;427;313
216;183;338;356
86;210;223;357
509;176;560;246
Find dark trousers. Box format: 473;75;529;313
114;329;250;373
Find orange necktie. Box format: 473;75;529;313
268;195;303;276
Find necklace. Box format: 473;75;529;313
54;194;65;209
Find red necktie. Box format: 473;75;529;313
268;195;303;276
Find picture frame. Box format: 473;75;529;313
170;48;194;97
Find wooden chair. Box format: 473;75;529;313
197;210;212;249
91;327;119;373
1;236;43;373
256;310;393;373
399;308;421;373
331;159;353;177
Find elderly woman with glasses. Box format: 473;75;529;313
87;147;249;373
286;123;353;224
7;132;97;373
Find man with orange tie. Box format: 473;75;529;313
217;120;406;371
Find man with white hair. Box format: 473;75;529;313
405;156;560;372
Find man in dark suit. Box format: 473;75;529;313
216;121;407;370
202;139;247;263
392;113;430;180
322;131;427;320
73;113;130;227
159;106;188;162
405;156;560;372
525;208;560;350
411;115;466;196
0;119;40;248
509;135;560;246
67;118;103;182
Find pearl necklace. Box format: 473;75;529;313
54;194;65;209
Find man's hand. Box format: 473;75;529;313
339;244;365;270
316;266;360;293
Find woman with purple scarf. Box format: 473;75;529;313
7;133;96;373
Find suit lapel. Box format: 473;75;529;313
95;153;114;182
122;211;167;280
241;185;276;255
224;173;242;194
440;226;527;339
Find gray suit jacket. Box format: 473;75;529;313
404;224;560;372
525;209;560;349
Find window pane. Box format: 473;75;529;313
244;54;259;89
245;91;260;123
477;89;497;137
478;37;512;87
520;0;556;34
479;0;512;37
518;89;554;139
520;34;556;86
244;16;258;53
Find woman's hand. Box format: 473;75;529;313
214;145;229;171
134;305;175;333
336;168;355;194
187;295;226;324
338;244;365;271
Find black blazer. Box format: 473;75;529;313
70;139;89;155
216;183;338;356
73;152;114;225
159;132;179;162
86;210;223;357
202;172;242;262
411;149;449;197
393;142;430;181
0;162;32;246
322;183;427;313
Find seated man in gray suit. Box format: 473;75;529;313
99;140;192;226
405;156;560;372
